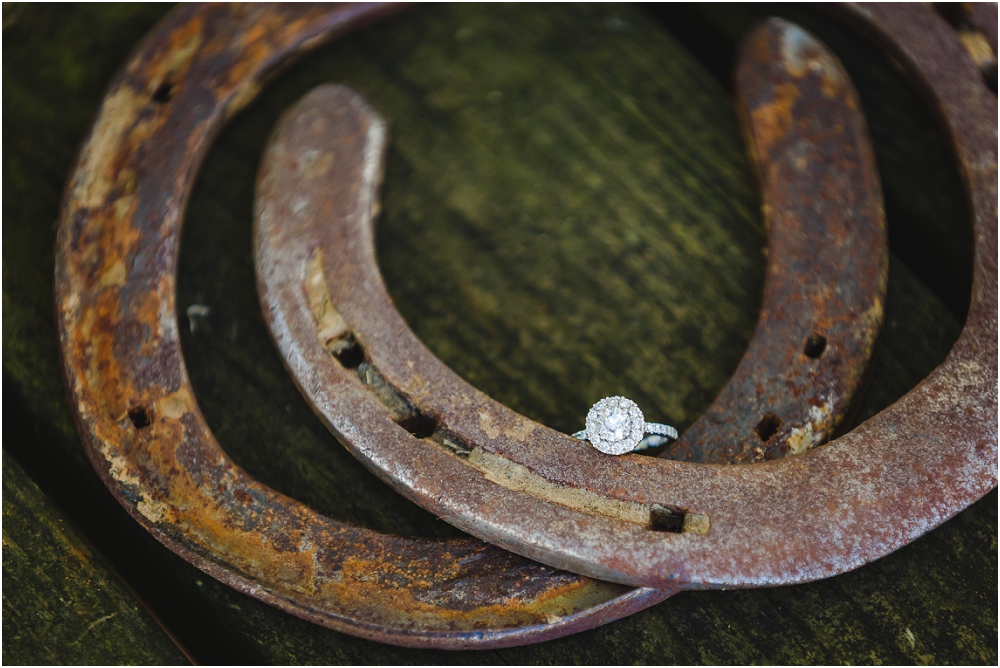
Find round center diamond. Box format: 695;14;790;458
604;410;628;441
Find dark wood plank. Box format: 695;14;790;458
3;3;994;663
2;452;189;665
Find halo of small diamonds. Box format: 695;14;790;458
584;396;645;455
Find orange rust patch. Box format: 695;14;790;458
749;81;800;158
224;14;312;102
327;555;619;629
143;14;204;93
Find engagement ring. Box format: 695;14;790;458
573;396;678;455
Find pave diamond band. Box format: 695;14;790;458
644;422;679;439
573;396;678;455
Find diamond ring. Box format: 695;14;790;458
573;396;678;455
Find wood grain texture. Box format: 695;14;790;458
3;3;995;663
2;452;189;665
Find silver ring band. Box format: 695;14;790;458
643;421;679;439
573;422;678;441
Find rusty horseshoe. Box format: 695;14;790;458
254;11;889;618
254;4;995;590
56;4;669;648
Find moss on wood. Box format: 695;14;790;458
2;452;189;665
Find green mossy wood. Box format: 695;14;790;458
3;3;995;664
2;452;189;665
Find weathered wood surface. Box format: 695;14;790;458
2;452;189;665
3;3;995;664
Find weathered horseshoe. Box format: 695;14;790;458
54;4;678;648
254;10;886;617
256;4;995;590
250;10;887;640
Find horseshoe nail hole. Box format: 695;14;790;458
127;405;152;429
649;504;686;532
755;413;782;442
803;332;827;359
151;81;175;104
354;361;448;444
396;410;437;440
328;334;365;369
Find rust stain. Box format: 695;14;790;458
142;14;204;93
749;82;799;158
